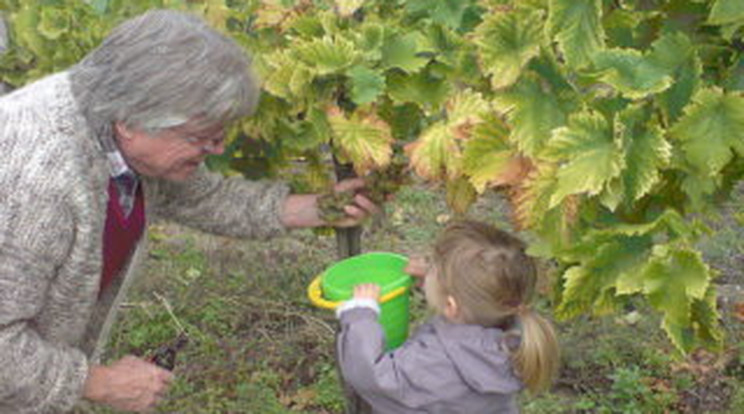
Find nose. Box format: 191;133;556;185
203;140;225;155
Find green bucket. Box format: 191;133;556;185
308;252;412;350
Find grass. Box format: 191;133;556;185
74;184;743;414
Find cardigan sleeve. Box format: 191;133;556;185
146;166;290;240
0;198;90;413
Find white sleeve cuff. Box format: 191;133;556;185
335;298;381;318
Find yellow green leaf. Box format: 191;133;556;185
707;0;744;26
640;245;712;353
294;35;359;75
545;111;624;208
547;0;605;68
405;123;461;181
327;107;393;175
462;115;519;193
670;88;744;176
446;177;477;215
334;0;365;18
473;8;544;89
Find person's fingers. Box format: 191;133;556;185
352;193;380;215
404;256;429;278
334;177;365;192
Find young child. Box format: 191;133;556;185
335;220;560;413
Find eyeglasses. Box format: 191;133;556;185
184;134;225;153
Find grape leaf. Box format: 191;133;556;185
605;106;671;208
446;90;491;130
334;0;365;18
670;88;744;176
294;35;359;75
327;106;393;174
557;236;650;319
347;65;385;105
381;31;430;73
640;245;711;353
707;0;744;26
386;70;452;109
462;115;521;193
591;48;674;99
446;176;477;215
494;76;567;157
405;123;461;181
545;111;624;208
404;0;471;29
473;8;544;89
547;0;605;69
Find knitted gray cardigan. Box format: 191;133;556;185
0;72;290;413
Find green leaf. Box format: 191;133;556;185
473;8;544;89
88;0;111;15
405;122;461;181
652;33;701;124
386;70;451;109
556;236;650;319
327;107;393;174
446;176;478;215
640;245;711;353
38;8;69;41
355;22;384;59
670;88;744;175
545;111;624;208
404;0;472;29
294;35;359;75
286;108;331;152
591;48;674;99
446;90;491;129
547;0;605;68
334;0;364;18
260;51;313;100
707;0;744;26
462;116;514;192
494;76;567;157
690;286;723;351
347;65;385;105
12;6;48;56
610;106;671;205
381;31;430;73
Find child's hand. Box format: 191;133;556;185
353;283;381;301
405;255;429;287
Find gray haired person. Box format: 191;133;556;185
0;9;377;413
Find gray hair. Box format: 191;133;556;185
70;9;259;135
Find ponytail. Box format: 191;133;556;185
511;308;560;393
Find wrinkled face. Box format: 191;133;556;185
115;120;225;181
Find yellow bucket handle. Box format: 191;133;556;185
307;274;409;310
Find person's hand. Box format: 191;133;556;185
280;177;381;229
353;283;381;301
83;355;174;412
330;178;381;227
405;255;430;287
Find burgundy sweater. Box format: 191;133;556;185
100;179;145;295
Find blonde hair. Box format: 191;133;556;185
431;220;560;393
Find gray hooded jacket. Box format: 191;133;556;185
337;309;523;414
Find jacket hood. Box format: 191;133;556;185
432;316;523;394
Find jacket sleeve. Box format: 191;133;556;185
147;166;291;240
336;310;445;411
0;198;90;413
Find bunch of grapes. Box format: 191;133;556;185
318;160;411;224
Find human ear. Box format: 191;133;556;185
443;295;459;321
114;121;134;141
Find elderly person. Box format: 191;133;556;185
0;9;378;414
